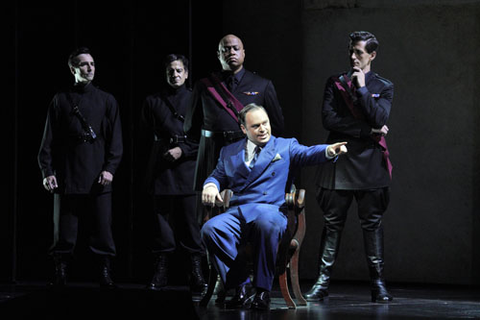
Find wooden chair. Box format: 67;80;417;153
200;185;307;309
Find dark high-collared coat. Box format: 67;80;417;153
316;71;394;190
141;85;197;195
184;69;284;190
38;83;123;194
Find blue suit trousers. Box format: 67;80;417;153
201;205;287;291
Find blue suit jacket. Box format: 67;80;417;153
204;136;331;222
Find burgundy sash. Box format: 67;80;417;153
200;74;244;122
334;75;393;179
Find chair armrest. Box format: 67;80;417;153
220;189;233;209
296;189;305;209
285;185;305;211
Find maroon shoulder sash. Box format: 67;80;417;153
200;74;244;122
334;75;393;179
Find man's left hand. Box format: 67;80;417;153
371;125;389;136
98;171;114;186
164;147;183;162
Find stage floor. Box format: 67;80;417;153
1;280;479;319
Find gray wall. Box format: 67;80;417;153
223;0;480;285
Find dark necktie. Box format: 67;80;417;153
249;146;261;169
227;75;236;92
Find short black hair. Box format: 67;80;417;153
164;53;189;71
349;31;379;54
68;47;92;68
239;103;267;127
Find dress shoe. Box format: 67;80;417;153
251;291;271;311
304;283;329;301
224;283;254;309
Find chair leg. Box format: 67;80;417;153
200;260;218;307
279;269;296;309
290;240;307;306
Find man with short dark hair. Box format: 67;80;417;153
140;54;206;294
201;104;347;310
38;47;123;288
306;31;394;303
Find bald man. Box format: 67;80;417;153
184;34;284;192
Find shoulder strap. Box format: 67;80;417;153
210;73;244;113
161;94;185;122
66;92;97;140
200;74;244;122
333;75;363;120
333;75;392;179
338;74;358;104
65;91;78;109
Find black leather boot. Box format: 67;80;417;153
190;254;207;295
48;254;68;288
363;227;393;303
99;255;117;289
371;276;393;303
146;253;168;290
305;229;342;301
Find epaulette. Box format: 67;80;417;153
373;73;393;86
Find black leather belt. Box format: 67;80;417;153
202;129;245;142
170;135;187;144
154;134;187;144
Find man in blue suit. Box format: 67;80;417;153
201;103;347;310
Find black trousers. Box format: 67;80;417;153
151;194;204;255
317;188;390;232
50;193;116;257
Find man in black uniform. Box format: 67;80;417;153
306;31;394;303
140;54;206;294
184;34;284;192
38;47;123;288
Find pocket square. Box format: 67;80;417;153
242;91;259;96
272;153;282;162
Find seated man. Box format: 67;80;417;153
201;103;347;310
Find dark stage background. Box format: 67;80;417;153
4;0;480;287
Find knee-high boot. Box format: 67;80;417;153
363;227;393;302
305;228;342;301
48;254;68;288
146;253;168;290
190;254;207;295
99;255;117;289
